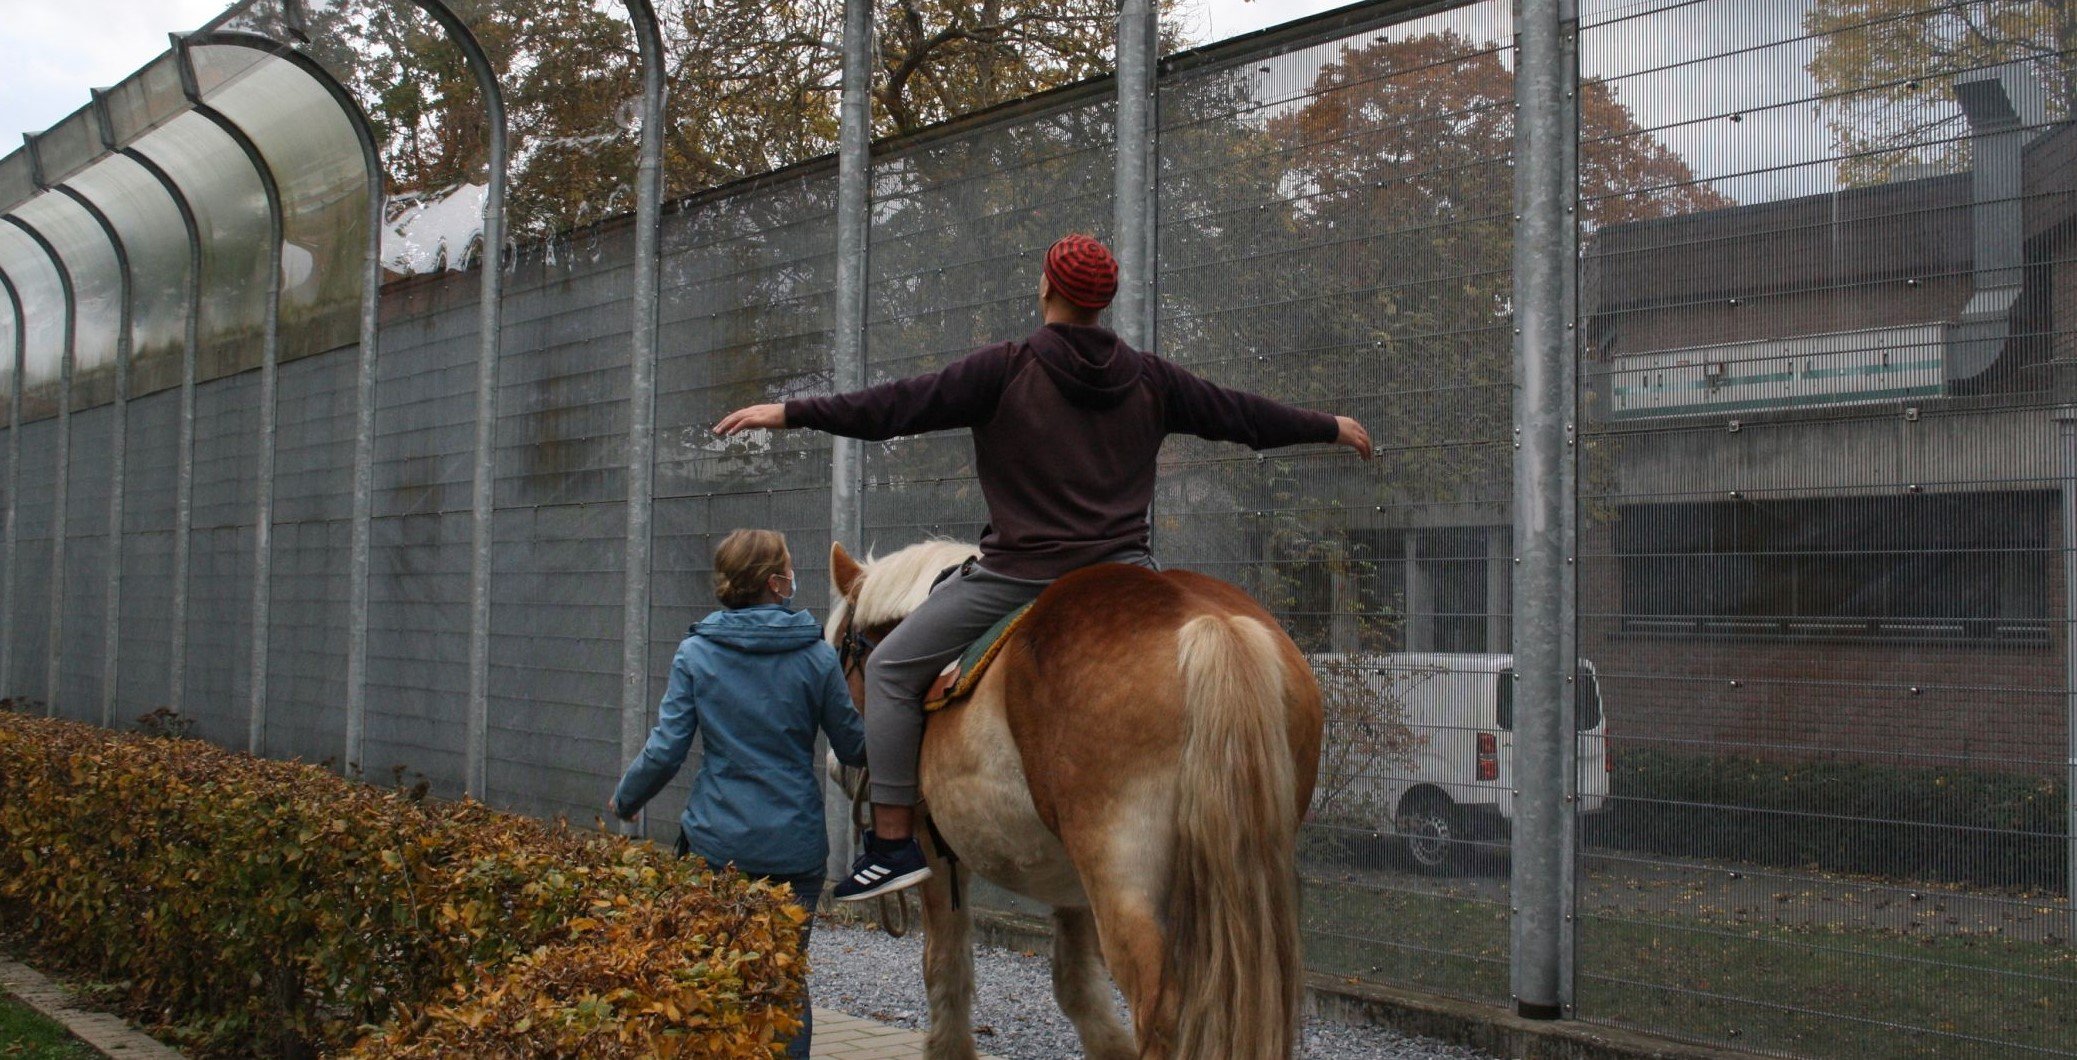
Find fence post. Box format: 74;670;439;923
1112;0;1156;350
116;147;199;719
177;36;285;756
406;0;507;800
1;214;73;715
826;0;872;885
1508;0;1579;1021
619;0;666;835
51;181;131;730
2059;404;2077;946
0;270;19;700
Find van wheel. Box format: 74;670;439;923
1398;793;1459;875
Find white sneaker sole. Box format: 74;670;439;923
834;866;934;902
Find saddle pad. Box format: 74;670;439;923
923;602;1035;712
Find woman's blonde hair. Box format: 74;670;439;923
712;529;792;608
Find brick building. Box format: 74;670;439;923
1578;67;2074;775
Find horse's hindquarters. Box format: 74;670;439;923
918;678;1086;907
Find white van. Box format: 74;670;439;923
1308;652;1611;874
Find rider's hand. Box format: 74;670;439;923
714;403;786;435
1334;415;1374;460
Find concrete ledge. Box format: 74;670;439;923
937;907;1764;1060
0;958;184;1058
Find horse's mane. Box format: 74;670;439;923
831;539;981;634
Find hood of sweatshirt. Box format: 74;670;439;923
690;604;826;654
1027;322;1145;411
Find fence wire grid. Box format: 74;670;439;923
0;0;2072;1056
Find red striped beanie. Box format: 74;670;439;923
1043;234;1118;310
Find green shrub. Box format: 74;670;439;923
0;711;804;1057
1592;747;2066;889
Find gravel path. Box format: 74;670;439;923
809;919;1498;1060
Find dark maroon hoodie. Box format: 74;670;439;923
784;323;1337;580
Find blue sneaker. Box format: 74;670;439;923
833;832;933;902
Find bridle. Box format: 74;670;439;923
835;605;880;681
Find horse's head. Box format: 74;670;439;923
825;539;981;708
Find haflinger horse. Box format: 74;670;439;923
825;539;1324;1060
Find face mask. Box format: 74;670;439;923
774;572;795;609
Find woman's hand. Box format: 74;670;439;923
714;403;786;435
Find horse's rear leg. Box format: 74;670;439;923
920;864;979;1060
1050;906;1135;1060
1086;887;1178;1059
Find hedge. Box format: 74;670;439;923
1591;747;2067;890
0;707;805;1058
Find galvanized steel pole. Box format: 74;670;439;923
619;0;666;829
52;181;131;730
118;146;200;717
271;42;386;778
1111;0;1155;350
189;29;387;775
2;214;74;714
410;0;506;799
1508;0;1580;1021
828;0;872;882
0;269;20;698
2060;405;2077;945
179;36;285;756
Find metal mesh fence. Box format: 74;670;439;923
1155;0;1522;1006
1574;0;2073;1054
0;0;2072;1055
645;167;841;844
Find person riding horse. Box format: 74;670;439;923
714;233;1373;902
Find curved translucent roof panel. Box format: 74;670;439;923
64;153;194;397
296;0;492;277
9;193;121;412
130;111;271;382
0;281;18;410
446;0;643;243
0;224;69;420
192;43;368;362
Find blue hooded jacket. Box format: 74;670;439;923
612;604;867;877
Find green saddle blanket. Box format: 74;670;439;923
923;601;1034;712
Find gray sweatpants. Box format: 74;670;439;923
865;551;1154;805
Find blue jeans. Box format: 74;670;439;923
678;833;822;1058
769;870;824;1059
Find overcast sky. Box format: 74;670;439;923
0;0;228;140
0;0;1344;143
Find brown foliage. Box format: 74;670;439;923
0;711;804;1058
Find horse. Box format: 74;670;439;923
825;539;1324;1060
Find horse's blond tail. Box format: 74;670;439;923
1168;613;1303;1060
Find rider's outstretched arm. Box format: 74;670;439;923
1146;356;1372;459
715;343;1014;441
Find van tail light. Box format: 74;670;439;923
1606;746;1616;772
1476;732;1499;781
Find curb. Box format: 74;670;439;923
0;959;183;1058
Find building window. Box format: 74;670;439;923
1258;526;1500;654
1615;492;2052;644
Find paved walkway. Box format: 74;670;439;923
812;1007;1005;1059
0;962;978;1060
0;958;182;1058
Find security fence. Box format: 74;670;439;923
0;0;2071;1056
